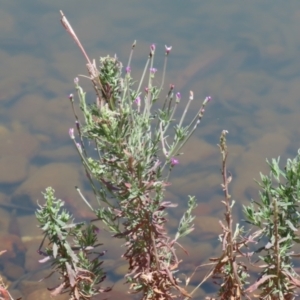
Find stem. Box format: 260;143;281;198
159;54;168;92
136;56;150;100
144;54;154;118
126;40;136;70
60;11;106;105
170;94;210;158
76;187;93;211
273;198;280;288
178;93;193;128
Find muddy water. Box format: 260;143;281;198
1;1;300;298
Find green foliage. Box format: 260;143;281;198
244;151;300;299
44;13;211;299
36;187;107;299
68;43;210;298
32;10;300;300
175;195;197;241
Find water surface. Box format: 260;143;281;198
1;1;300;298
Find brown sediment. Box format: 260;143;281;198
8;209;21;237
0;202;34;214
175;50;224;91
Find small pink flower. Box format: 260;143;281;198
171;157;179;166
165;45;172;55
176;92;181;100
204;96;212;105
92;225;100;234
69;93;73;100
76;143;82;152
150;68;157;74
134;96;141;105
189;91;194;100
126;66;131;74
170;84;175;90
69;128;75;139
74;77;79;84
150;44;156;56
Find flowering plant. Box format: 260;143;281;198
32;10;300;300
36;10;211;300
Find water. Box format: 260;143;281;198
1;1;300;298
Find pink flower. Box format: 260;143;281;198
76;143;82;152
171;157;179;166
165;45;172;55
150;44;156;56
69;128;75;139
189;91;194;100
126;66;131;74
150;68;157;74
204;96;212;105
134;96;141;105
74;77;79;84
92;225;100;234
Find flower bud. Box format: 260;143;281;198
165;45;172;55
171;157;179;166
134;96;141;105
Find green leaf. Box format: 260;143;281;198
53;242;58;258
286;220;297;232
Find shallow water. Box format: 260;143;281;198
1;1;300;298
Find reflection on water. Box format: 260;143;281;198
1;1;300;298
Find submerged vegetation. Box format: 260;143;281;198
3;10;300;300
